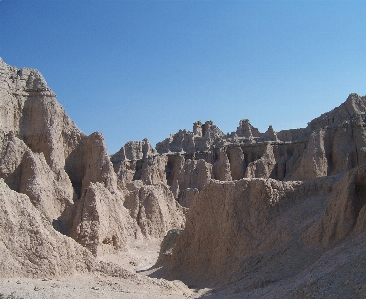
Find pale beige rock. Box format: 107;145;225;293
0;178;93;278
171;159;212;200
303;164;366;246
212;148;232;181
178;187;199;208
244;144;276;179
124;182;186;239
111;139;154;162
156;120;224;154
19;149;74;227
0;59;123;239
70;182;136;256
0;133;75;233
80;132;118;193
236;119;260;140
0;132;29;191
226;145;246;180
155;228;184;267
167;178;342;286
4;58;366;298
287;129;328;181
0;59;116;213
111;139;165;187
140;155;168;185
262;125;279;142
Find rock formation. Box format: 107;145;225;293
2;58;366;298
0;178;93;278
0;58;185;278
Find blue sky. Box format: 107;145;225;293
1;0;366;154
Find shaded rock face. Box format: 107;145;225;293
155;228;183;266
165;178;304;286
303;165;366;247
165;167;366;287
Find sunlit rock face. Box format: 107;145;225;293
0;59;186;278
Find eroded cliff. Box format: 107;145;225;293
1;58;366;298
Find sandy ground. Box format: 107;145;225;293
3;235;366;299
0;239;210;299
6;234;366;299
0;275;188;299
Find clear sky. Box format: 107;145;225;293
1;0;366;154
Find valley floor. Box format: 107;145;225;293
0;240;208;299
2;231;366;299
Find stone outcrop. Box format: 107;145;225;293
70;183;134;256
3;58;366;298
141;93;366;187
0;178;93;278
156;120;225;154
164;178;303;286
123;182;186;239
244;143;276;179
303;164;366;247
226;145;246;180
212;149;232;181
163;168;366;288
110;138;187;242
0;59;186;277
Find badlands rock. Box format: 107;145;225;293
303;164;366;246
0;59;185;266
244;143;276;179
70;182;135;256
139;155;169;185
156;120;224;154
226;145;246;180
110;140;186;241
3;58;366;298
170;159;212;199
263;125;279;142
0;178;93;278
112;139;166;187
155;228;183;267
149;93;366;185
79;132;118;193
111;138;154;162
235;119;260;140
212;148;232;181
164;178;305;286
123;183;186;239
163;170;365;288
0;115;75;232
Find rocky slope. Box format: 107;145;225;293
1;58;366;298
0;58;185;279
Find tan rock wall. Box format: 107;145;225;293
0;179;93;278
